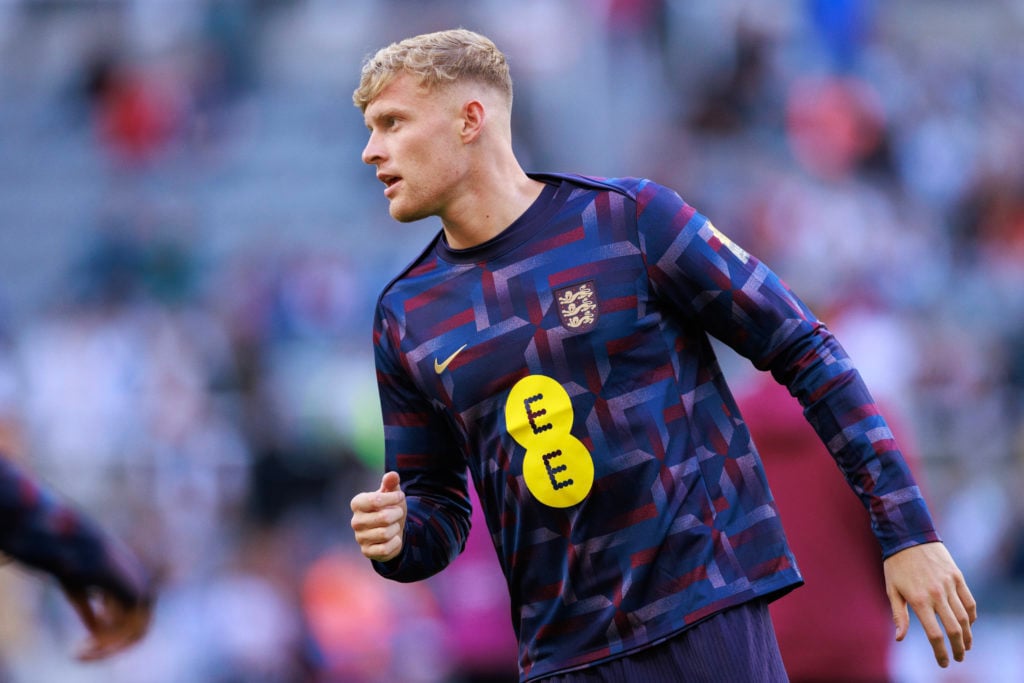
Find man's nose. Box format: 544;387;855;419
362;132;382;165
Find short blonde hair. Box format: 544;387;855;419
353;28;512;112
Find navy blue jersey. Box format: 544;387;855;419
372;174;937;680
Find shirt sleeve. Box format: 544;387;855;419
634;180;939;558
0;456;151;605
371;303;472;582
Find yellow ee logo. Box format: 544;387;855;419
504;375;594;508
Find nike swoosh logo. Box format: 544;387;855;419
434;344;468;374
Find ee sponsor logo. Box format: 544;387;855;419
504;375;594;508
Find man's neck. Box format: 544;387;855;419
441;172;546;250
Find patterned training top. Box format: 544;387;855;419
371;174;938;681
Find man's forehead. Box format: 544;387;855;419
364;74;462;120
365;73;423;110
378;71;433;99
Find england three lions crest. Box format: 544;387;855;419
554;281;599;332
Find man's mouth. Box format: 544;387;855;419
379;174;401;197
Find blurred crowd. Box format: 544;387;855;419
0;1;1022;681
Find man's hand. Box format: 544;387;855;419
884;541;977;668
350;472;407;562
63;585;152;661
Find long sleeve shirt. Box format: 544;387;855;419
0;456;149;606
371;174;938;681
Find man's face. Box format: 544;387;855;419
361;73;467;223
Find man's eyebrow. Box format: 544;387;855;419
365;106;407;126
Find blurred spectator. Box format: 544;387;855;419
90;60;182;167
687;20;775;136
805;0;877;72
736;373;910;682
301;546;449;683
784;75;888;182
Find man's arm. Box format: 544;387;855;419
634;181;976;667
358;305;472;582
0;455;153;660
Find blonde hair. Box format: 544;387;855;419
353;28;512;112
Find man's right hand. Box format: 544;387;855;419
65;584;153;661
350;471;407;562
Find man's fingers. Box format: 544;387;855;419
352;506;404;553
360;534;403;562
350;506;403;534
950;589;974;654
935;600;966;663
63;587;100;632
912;605;951;668
906;581;973;667
76;638;113;662
943;576;975;656
74;595;151;662
369;506;405;527
77;630;135;662
890;589;909;642
354;521;402;545
353;512;403;539
883;543;978;669
350;489;404;513
957;575;978;628
349;472;406;562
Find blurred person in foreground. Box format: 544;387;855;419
0;455;153;661
737;371;914;682
348;29;975;682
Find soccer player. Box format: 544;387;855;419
0;455;153;661
348;28;975;682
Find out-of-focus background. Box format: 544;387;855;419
0;1;1021;681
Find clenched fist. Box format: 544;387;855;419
350;472;407;562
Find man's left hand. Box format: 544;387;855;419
884;541;977;668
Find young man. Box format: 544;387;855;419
0;455;153;661
349;28;975;682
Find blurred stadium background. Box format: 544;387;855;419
0;1;1022;681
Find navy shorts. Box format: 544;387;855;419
536;600;788;682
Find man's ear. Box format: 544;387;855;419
460;99;485;143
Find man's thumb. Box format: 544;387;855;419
380;471;401;493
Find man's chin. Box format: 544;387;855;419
389;204;431;223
